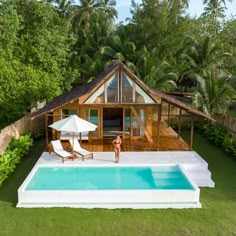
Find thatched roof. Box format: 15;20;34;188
31;60;213;121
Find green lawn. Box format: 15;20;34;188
0;133;236;236
228;109;236;118
228;102;236;118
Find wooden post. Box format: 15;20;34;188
178;109;182;139
130;111;133;139
160;101;162;122
167;103;170;127
118;70;121;103
122;108;125;138
157;104;161;150
45;114;49;148
190;116;194;150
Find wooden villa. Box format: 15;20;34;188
31;60;213;151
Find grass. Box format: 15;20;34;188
228;109;236;118
0;133;236;236
228;102;236;118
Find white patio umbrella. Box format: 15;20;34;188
49;115;97;150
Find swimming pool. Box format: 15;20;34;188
26;165;194;190
17;164;201;208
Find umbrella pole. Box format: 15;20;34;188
73;132;74;152
72;132;75;160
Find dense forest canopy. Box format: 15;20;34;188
0;0;235;127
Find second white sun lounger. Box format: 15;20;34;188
69;139;93;161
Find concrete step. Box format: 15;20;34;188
182;163;209;171
184;168;215;187
191;178;215;188
185;169;212;178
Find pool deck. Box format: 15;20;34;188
40;150;204;165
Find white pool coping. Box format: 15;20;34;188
17;151;211;209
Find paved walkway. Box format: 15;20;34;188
38;151;206;166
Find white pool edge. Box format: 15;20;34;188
17;163;201;209
17;202;201;209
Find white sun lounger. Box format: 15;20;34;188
69;139;93;161
50;140;74;163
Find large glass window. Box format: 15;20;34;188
133;108;145;136
85;71;155;104
87;109;98;125
135;84;155;103
107;73;118;103
124;109;131;137
86;109;98;137
85;86;105;104
122;73;134;103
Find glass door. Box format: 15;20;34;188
131;108;145;137
86;109;99;138
124;109;131;138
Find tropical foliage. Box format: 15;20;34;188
0;0;235;127
0;134;33;186
195;120;236;160
192;70;235;116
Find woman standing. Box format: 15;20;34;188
112;136;122;163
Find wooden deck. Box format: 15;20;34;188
78;136;189;152
60;122;190;152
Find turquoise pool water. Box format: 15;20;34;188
26;165;194;191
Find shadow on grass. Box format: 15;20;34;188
0;138;46;206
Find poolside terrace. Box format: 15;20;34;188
17;149;215;208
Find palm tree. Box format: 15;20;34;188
202;0;232;35
70;12;118;83
193;69;235;116
167;0;189;24
181;36;231;78
100;0;117;19
72;0;102;35
47;0;75;17
99;25;137;69
135;46;177;92
203;0;232;7
72;0;117;36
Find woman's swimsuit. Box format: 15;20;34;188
113;140;121;150
114;140;121;144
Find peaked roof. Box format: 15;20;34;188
31;60;121;119
31;60;213;121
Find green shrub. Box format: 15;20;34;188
7;134;33;156
0;134;33;186
196;120;236;160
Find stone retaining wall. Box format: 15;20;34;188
0;114;44;154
